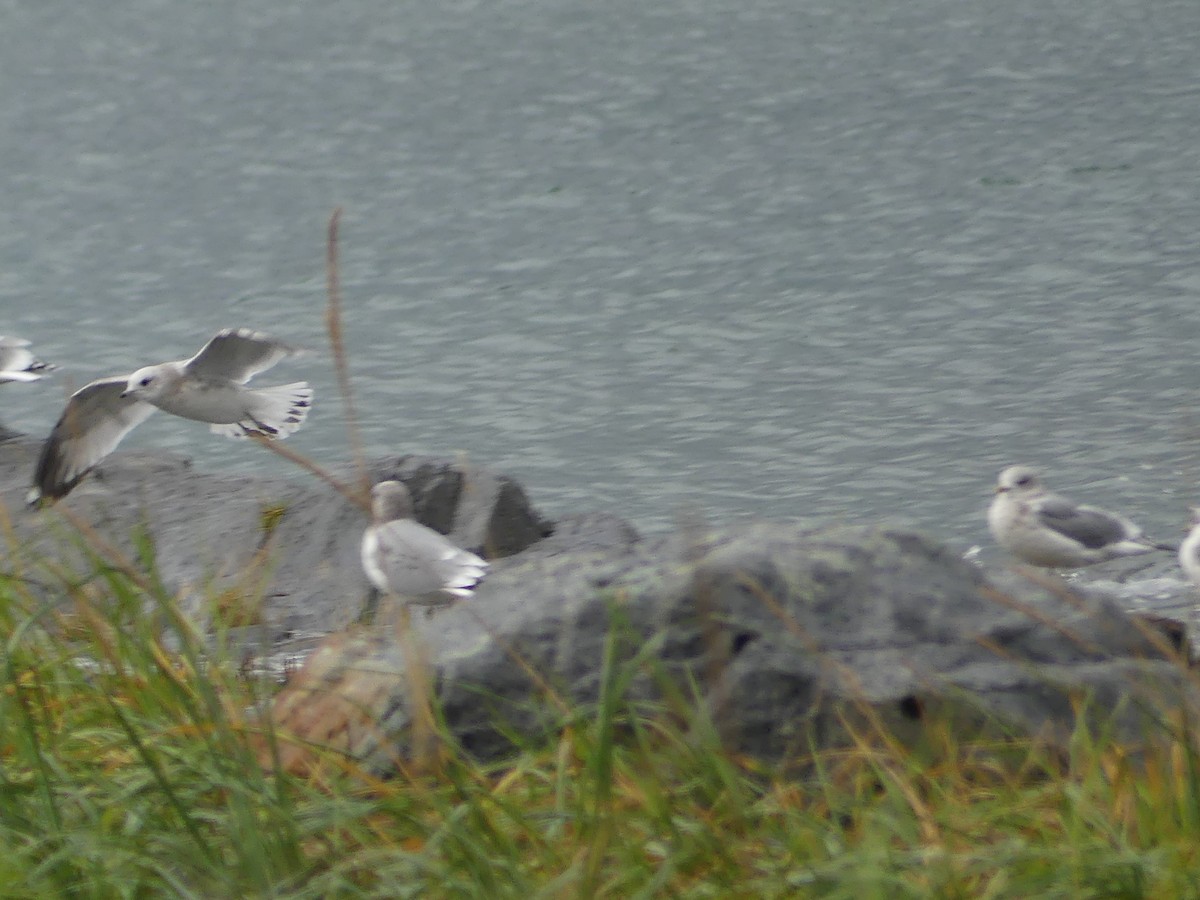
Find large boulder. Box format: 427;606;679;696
269;519;1197;775
0;440;550;642
0;436;1191;774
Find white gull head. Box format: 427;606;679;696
121;364;180;403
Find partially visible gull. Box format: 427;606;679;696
28;327;312;505
987;464;1171;568
361;480;489;608
0;336;56;383
1179;509;1200;589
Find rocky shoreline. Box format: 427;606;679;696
3;435;1197;775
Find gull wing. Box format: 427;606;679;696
0;346;41;382
30;377;157;503
184;328;302;384
370;520;488;601
0;337;54;383
1035;496;1133;549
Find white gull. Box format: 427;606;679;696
29;327;312;504
1179;508;1200;590
361;480;489;608
987;464;1170;569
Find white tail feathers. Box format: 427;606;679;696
210;382;313;440
442;548;489;597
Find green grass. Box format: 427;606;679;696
2;531;1200;899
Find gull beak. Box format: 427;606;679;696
119;390;130;399
993;486;1006;495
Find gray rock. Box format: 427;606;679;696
0;442;549;641
0;438;1192;773
1068;571;1200;658
270;520;1197;775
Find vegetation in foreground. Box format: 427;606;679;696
0;520;1199;900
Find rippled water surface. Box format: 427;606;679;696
3;0;1200;554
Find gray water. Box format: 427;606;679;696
3;0;1200;556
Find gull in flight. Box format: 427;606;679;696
361;480;489;609
987;465;1171;568
0;336;56;383
28;328;312;505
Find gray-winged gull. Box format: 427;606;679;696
0;336;56;383
28;327;312;505
361;480;489;608
987;465;1171;568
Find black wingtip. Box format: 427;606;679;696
30;440;86;507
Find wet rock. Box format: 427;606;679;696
0;443;550;640
270;521;1198;775
1;438;1193;774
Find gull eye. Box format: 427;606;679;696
139;376;152;387
1016;476;1031;486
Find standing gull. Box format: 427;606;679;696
987;465;1171;568
28;328;312;505
0;336;56;383
361;480;489;608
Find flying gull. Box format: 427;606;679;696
28;327;312;505
361;480;489;608
0;336;56;383
987;464;1171;568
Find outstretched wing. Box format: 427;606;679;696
184;328;303;384
1035;496;1134;549
0;346;40;382
0;337;54;383
29;377;157;503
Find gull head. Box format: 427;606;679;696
121;365;172;401
994;465;1044;497
370;480;415;524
